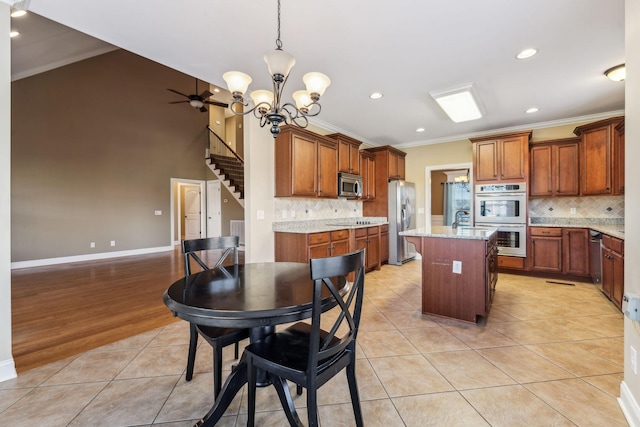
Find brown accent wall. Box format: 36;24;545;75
430;171;446;215
11;50;211;261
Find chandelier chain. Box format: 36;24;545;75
275;0;283;50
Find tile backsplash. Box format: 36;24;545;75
274;198;364;221
528;195;624;219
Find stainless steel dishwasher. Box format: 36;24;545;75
589;230;603;286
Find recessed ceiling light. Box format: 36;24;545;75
11;9;27;18
526;107;539;114
10;31;19;38
516;48;538;60
416;127;426;133
369;92;383;100
430;83;484;123
604;64;625;82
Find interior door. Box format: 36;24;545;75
207;180;222;238
182;185;201;240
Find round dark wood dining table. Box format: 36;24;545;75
163;262;345;427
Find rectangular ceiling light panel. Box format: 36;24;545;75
430;84;484;123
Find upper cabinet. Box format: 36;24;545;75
470;130;532;183
360;151;376;201
573;116;624;196
613;121;625;195
529;138;580;197
275;126;338;198
328;133;362;175
361;145;407;217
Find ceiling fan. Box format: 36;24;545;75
167;78;228;112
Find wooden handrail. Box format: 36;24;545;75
206;125;244;164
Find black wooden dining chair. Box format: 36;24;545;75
182;236;250;398
244;249;366;427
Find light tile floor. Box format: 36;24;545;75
0;261;628;426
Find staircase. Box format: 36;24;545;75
206;126;244;207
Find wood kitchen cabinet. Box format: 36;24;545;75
470;130;532;183
529;227;590;277
529;227;563;272
328;133;362;175
562;228;590;276
613;120;625;195
529;138;580;197
361;146;407;217
360;151;376;201
274;126;338;198
275;229;350;263
355;226;380;272
573;116;623;195
602;234;624;309
380;224;389;264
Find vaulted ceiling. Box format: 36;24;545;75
10;0;625;147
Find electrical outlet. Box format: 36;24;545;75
570;207;576;214
257;210;265;220
154;210;162;216
632;346;637;375
110;240;116;247
452;260;462;274
282;210;288;219
90;242;95;248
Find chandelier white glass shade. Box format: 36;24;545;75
222;0;330;138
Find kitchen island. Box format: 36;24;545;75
400;226;498;323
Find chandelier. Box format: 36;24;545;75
222;0;331;138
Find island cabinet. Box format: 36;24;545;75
573;116;623;195
529;138;580;197
328;133;362;175
361;145;407;217
404;230;498;323
529;227;590;276
360;151;376;201
274;126;338;198
602;234;624;309
470;130;532;183
354;226;380;272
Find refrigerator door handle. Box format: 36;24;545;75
401;209;405;221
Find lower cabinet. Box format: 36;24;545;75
380;224;389;265
530;227;563;272
355;226;380;272
275;226;381;271
529;227;590;276
602;234;624;309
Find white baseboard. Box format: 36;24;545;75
0;358;17;383
620;380;640;427
11;246;174;270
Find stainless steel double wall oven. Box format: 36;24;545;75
474;183;527;257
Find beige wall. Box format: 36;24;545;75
11;50;211;262
623;0;640;417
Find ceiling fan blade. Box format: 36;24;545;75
199;90;213;99
199;106;208;113
167;88;189;98
204;100;229;108
168;100;189;104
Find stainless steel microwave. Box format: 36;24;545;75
338;173;362;198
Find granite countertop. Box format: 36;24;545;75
528;218;624;240
272;217;388;234
400;226;498;241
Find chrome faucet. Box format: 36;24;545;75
451;210;469;229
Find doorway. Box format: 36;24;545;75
424;162;473;227
171;178;206;245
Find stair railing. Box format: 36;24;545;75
206;125;244;164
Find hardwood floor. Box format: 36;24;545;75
10;246;240;372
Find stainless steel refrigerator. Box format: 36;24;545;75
388;180;417;265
